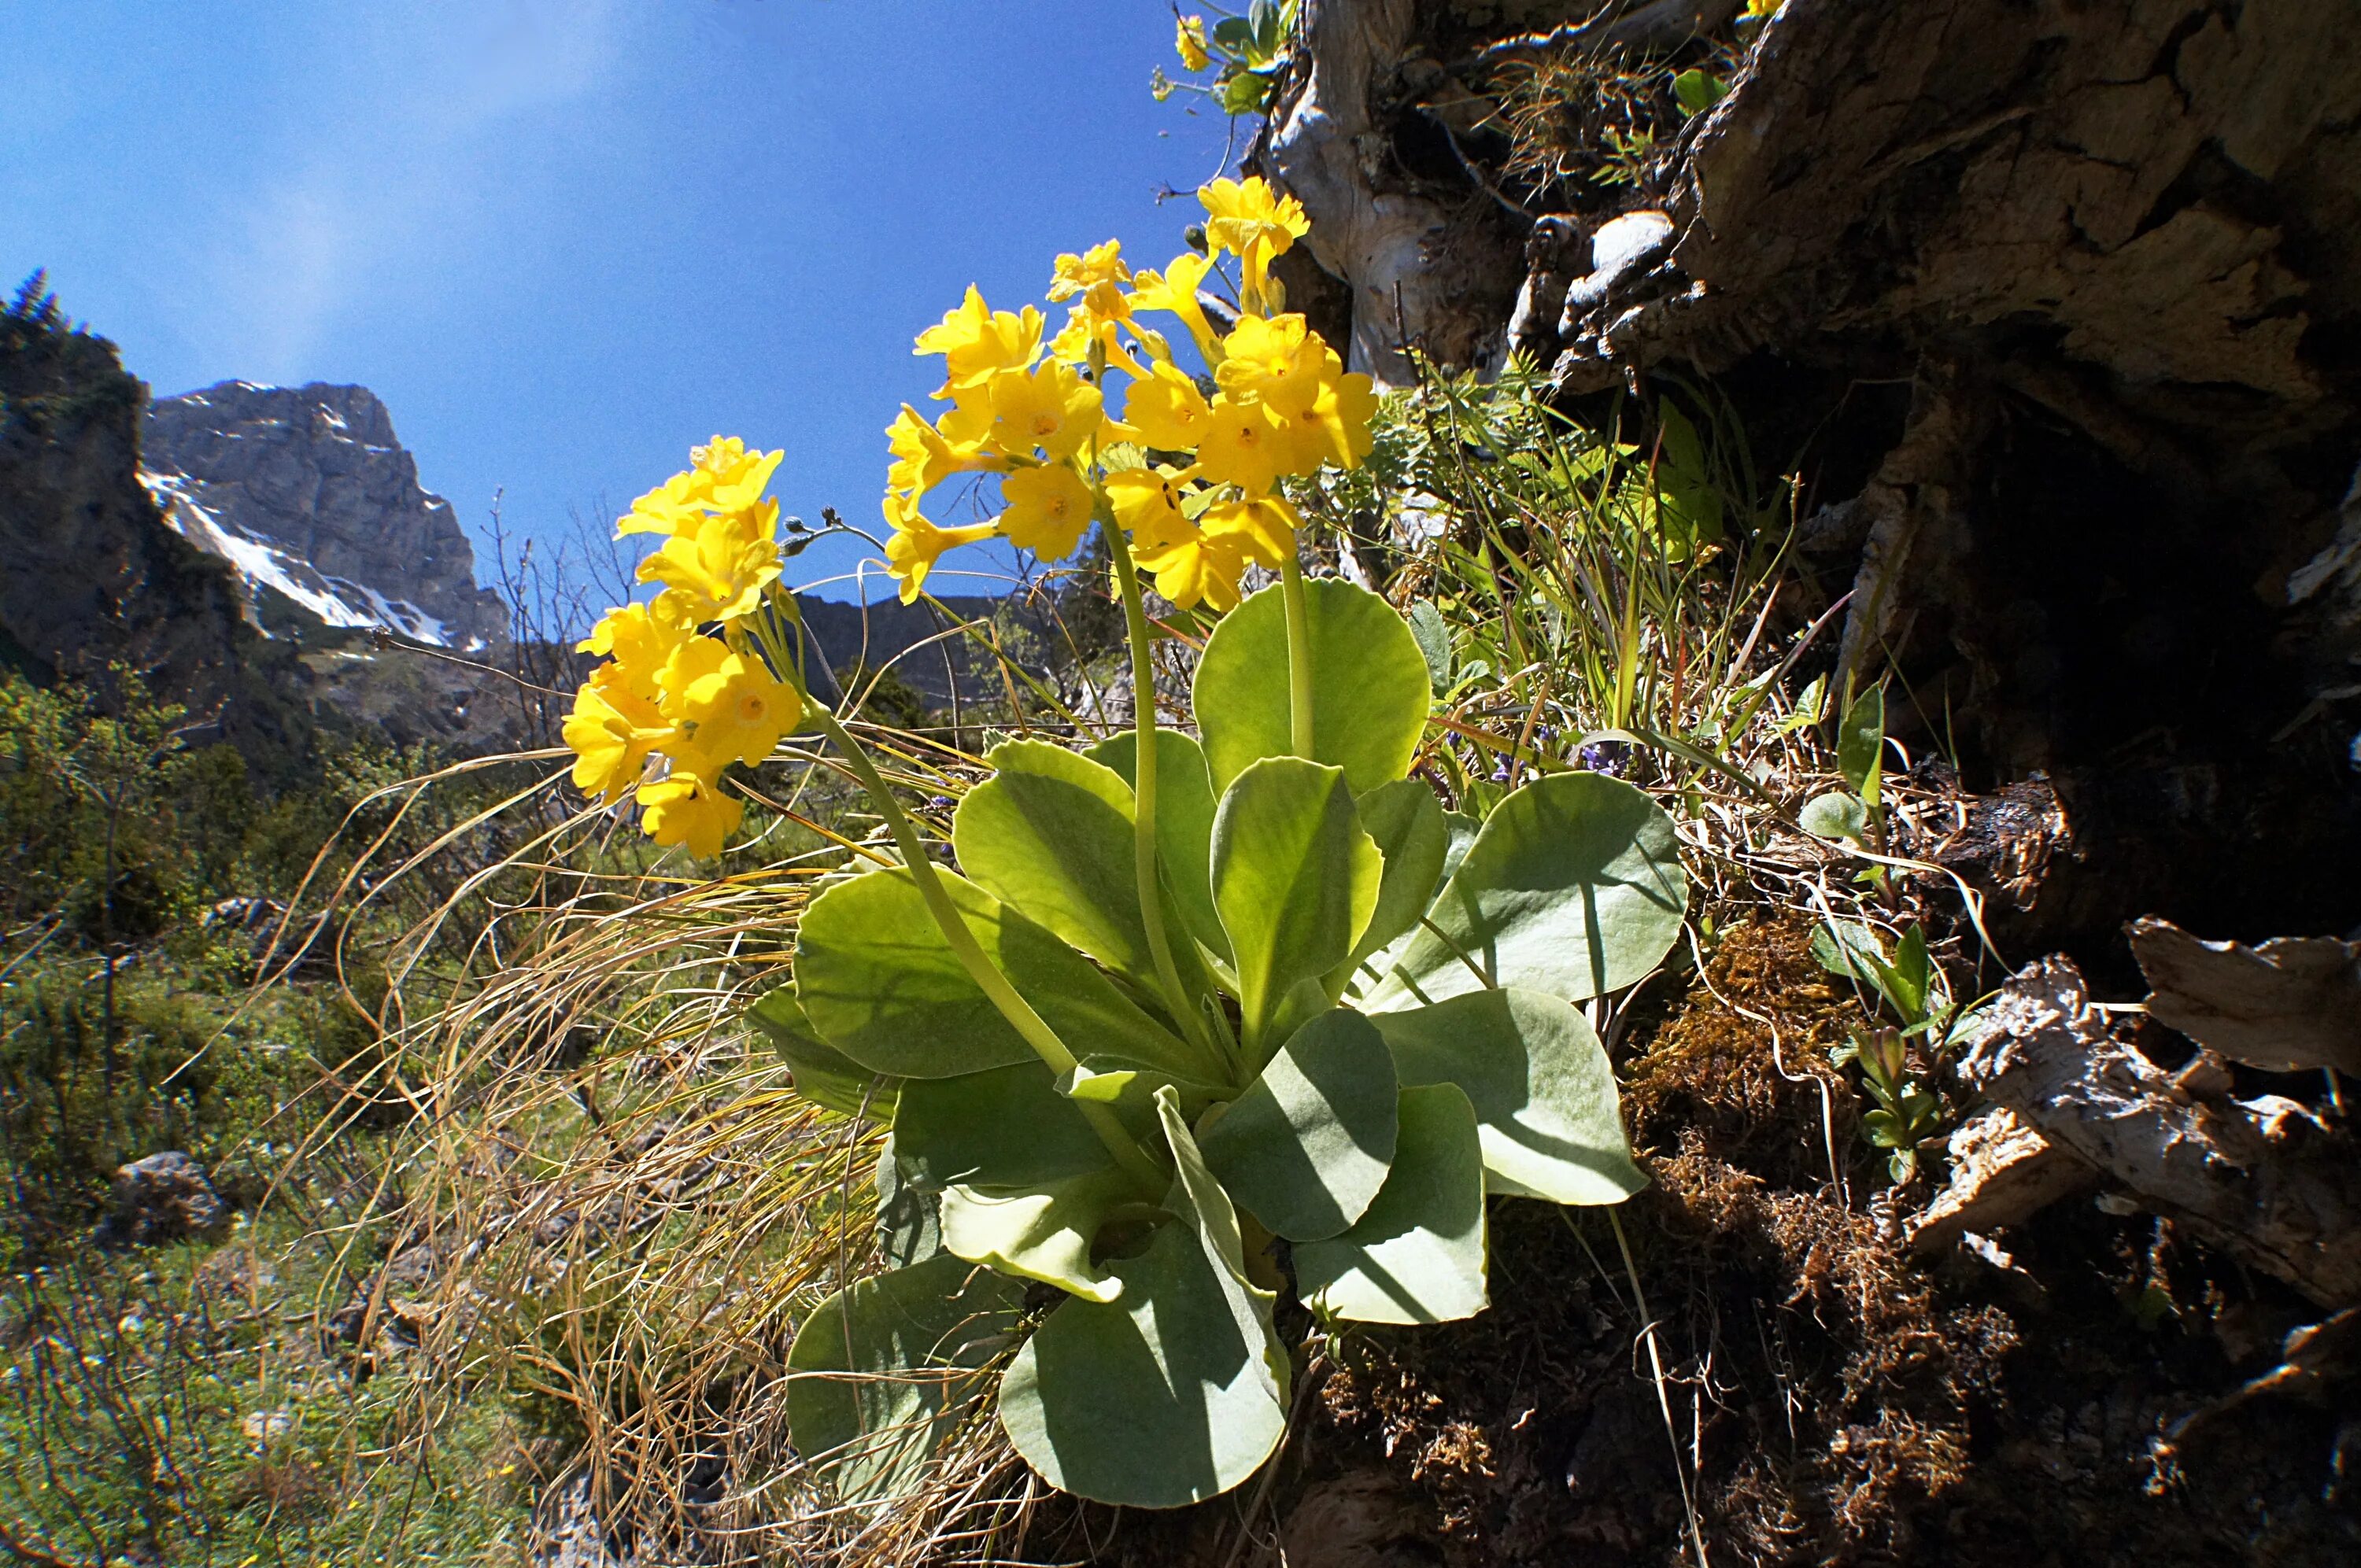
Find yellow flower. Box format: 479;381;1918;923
887;404;998;500
635;502;783;622
1199;176;1310;269
1203;494;1300;564
563;666;675;804
1126;252;1224;364
638;769;742;858
660;639;797;769
1194;396;1297;495
1214;313;1332;420
985;361;1105;463
998;463;1095;559
615;468;709;537
1104;467;1194;551
1133;521;1258;611
1122;360;1216;452
1176;15;1210;72
883;495;997;603
689;437;785;511
1299;368;1380;470
1049;240;1132;326
915;285;1044;393
576;595;695;704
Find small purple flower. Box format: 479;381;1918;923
1577;740;1631;777
1489;761;1514;784
926;795;955;811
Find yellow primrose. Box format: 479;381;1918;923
1299;368;1381;470
883;496;997;603
1133;521;1259;612
576;595;695;705
998;463;1095;560
1193;396;1298;495
1200;176;1310;269
563;666;676;805
662;641;796;769
1126;253;1224;364
915;285;1044;393
1048;240;1132;326
985;360;1105;463
615;467;710;537
689;437;785;511
1103;467;1195;552
1176;14;1210;72
1214;313;1332;421
887;404;999;500
638;770;742;858
636;502;783;622
1202;494;1300;565
1122;360;1217;452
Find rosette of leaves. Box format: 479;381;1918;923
758;580;1687;1509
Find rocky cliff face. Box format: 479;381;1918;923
142;382;507;654
0;282;315;774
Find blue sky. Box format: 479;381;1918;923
2;2;1238;603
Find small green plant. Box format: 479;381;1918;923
1815;920;1979;1182
1799;683;1887;869
1158;2;1300;115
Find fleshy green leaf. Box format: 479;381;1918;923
1211;758;1381;1048
1799;790;1868;841
796;866;1193;1078
1086;729;1229;961
892;1061;1125;1192
1364;772;1686;1012
1194;579;1432;795
954;741;1160;988
1063;1056;1231;1120
1405;600;1452;692
875;1138;941;1269
1373;987;1646;1204
1199;1008;1398;1241
785;1253;1024;1502
1439;809;1480;884
1295;1083;1488;1324
1838;684;1884;805
939;1169;1139;1303
749;985;899;1119
997;1090;1288;1508
1339;778;1449;979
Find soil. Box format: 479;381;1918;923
1038;919;2359;1568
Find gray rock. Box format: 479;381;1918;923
142;382;507;655
96;1151;229;1249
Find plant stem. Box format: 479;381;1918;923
1280;552;1315;758
804;700;1165;1190
1100;520;1219;1068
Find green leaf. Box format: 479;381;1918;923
796;865;1193;1079
1812;921;1897;1007
1799;790;1868;841
785;1252;1024;1502
1211;14;1253;49
892;1061;1129;1192
1838;684;1884;805
1086;729;1229;961
1199;1008;1398;1241
1340;778;1450;977
1063;1056;1230;1121
1295;1083;1487;1324
1364;772;1687;1012
874;1139;940;1269
749;985;899;1119
940;1168;1140;1303
954;740;1162;988
1890;924;1931;1020
1373;987;1646;1204
1439;809;1480;884
1405;600;1452;692
1671;67;1727;118
1211;758;1381;1048
1219;70;1273;113
997;1090;1288;1508
1194;579;1432;795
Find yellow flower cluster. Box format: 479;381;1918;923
561;437;802;856
881;176;1376;611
